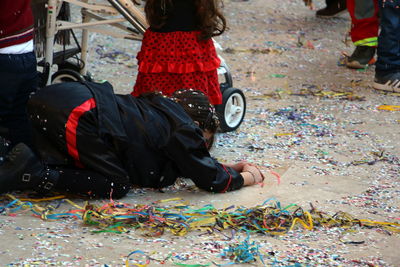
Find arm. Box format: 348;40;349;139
164;124;244;192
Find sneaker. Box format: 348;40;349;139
0;143;58;194
316;0;346;17
373;72;400;93
345;46;376;69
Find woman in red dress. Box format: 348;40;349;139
131;0;226;105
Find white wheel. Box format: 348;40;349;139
216;88;246;132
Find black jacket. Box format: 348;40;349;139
151;0;198;32
27;81;243;193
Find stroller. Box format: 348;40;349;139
32;0;246;132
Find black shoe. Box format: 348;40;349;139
316;0;346;17
373;72;400;93
0;143;59;194
345;46;376;69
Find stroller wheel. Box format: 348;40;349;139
216;87;246;132
51;69;85;84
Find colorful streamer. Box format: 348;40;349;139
1;195;399;238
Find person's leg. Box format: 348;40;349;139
0;143;130;198
345;0;379;69
54;167;131;199
373;0;400;91
0;143;58;194
0;52;38;147
316;0;347;17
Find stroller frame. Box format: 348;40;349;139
41;0;147;84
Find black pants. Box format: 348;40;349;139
54;167;130;199
0;52;38;147
326;0;345;6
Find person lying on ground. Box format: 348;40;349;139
0;81;264;198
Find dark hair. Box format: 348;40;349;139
144;0;226;39
172;89;220;133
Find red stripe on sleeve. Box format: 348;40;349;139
65;98;96;167
220;164;233;193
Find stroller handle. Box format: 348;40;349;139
108;0;148;34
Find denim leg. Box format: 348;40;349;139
375;0;400;75
0;52;38;146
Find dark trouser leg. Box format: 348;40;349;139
0;142;130;198
326;0;346;8
54;167;131;199
375;0;400;76
0;52;38;147
317;0;346;17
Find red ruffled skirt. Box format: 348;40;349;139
132;30;222;105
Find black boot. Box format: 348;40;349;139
0;143;59;195
316;0;346;17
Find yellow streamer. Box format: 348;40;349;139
377;105;400;111
65;199;85;210
157;197;183;203
18;195;66;202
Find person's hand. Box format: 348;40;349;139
224;161;248;172
241;163;265;185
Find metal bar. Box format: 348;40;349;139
57;19;142;39
83;10;137;34
113;0;148;27
107;0;147;34
63;0;118;15
44;0;58;85
57;18;127;30
81;28;142;40
80;0;90;76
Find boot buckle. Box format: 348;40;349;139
43;182;54;190
22;174;31;182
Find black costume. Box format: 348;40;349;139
26;81;243;198
152;0;197;32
